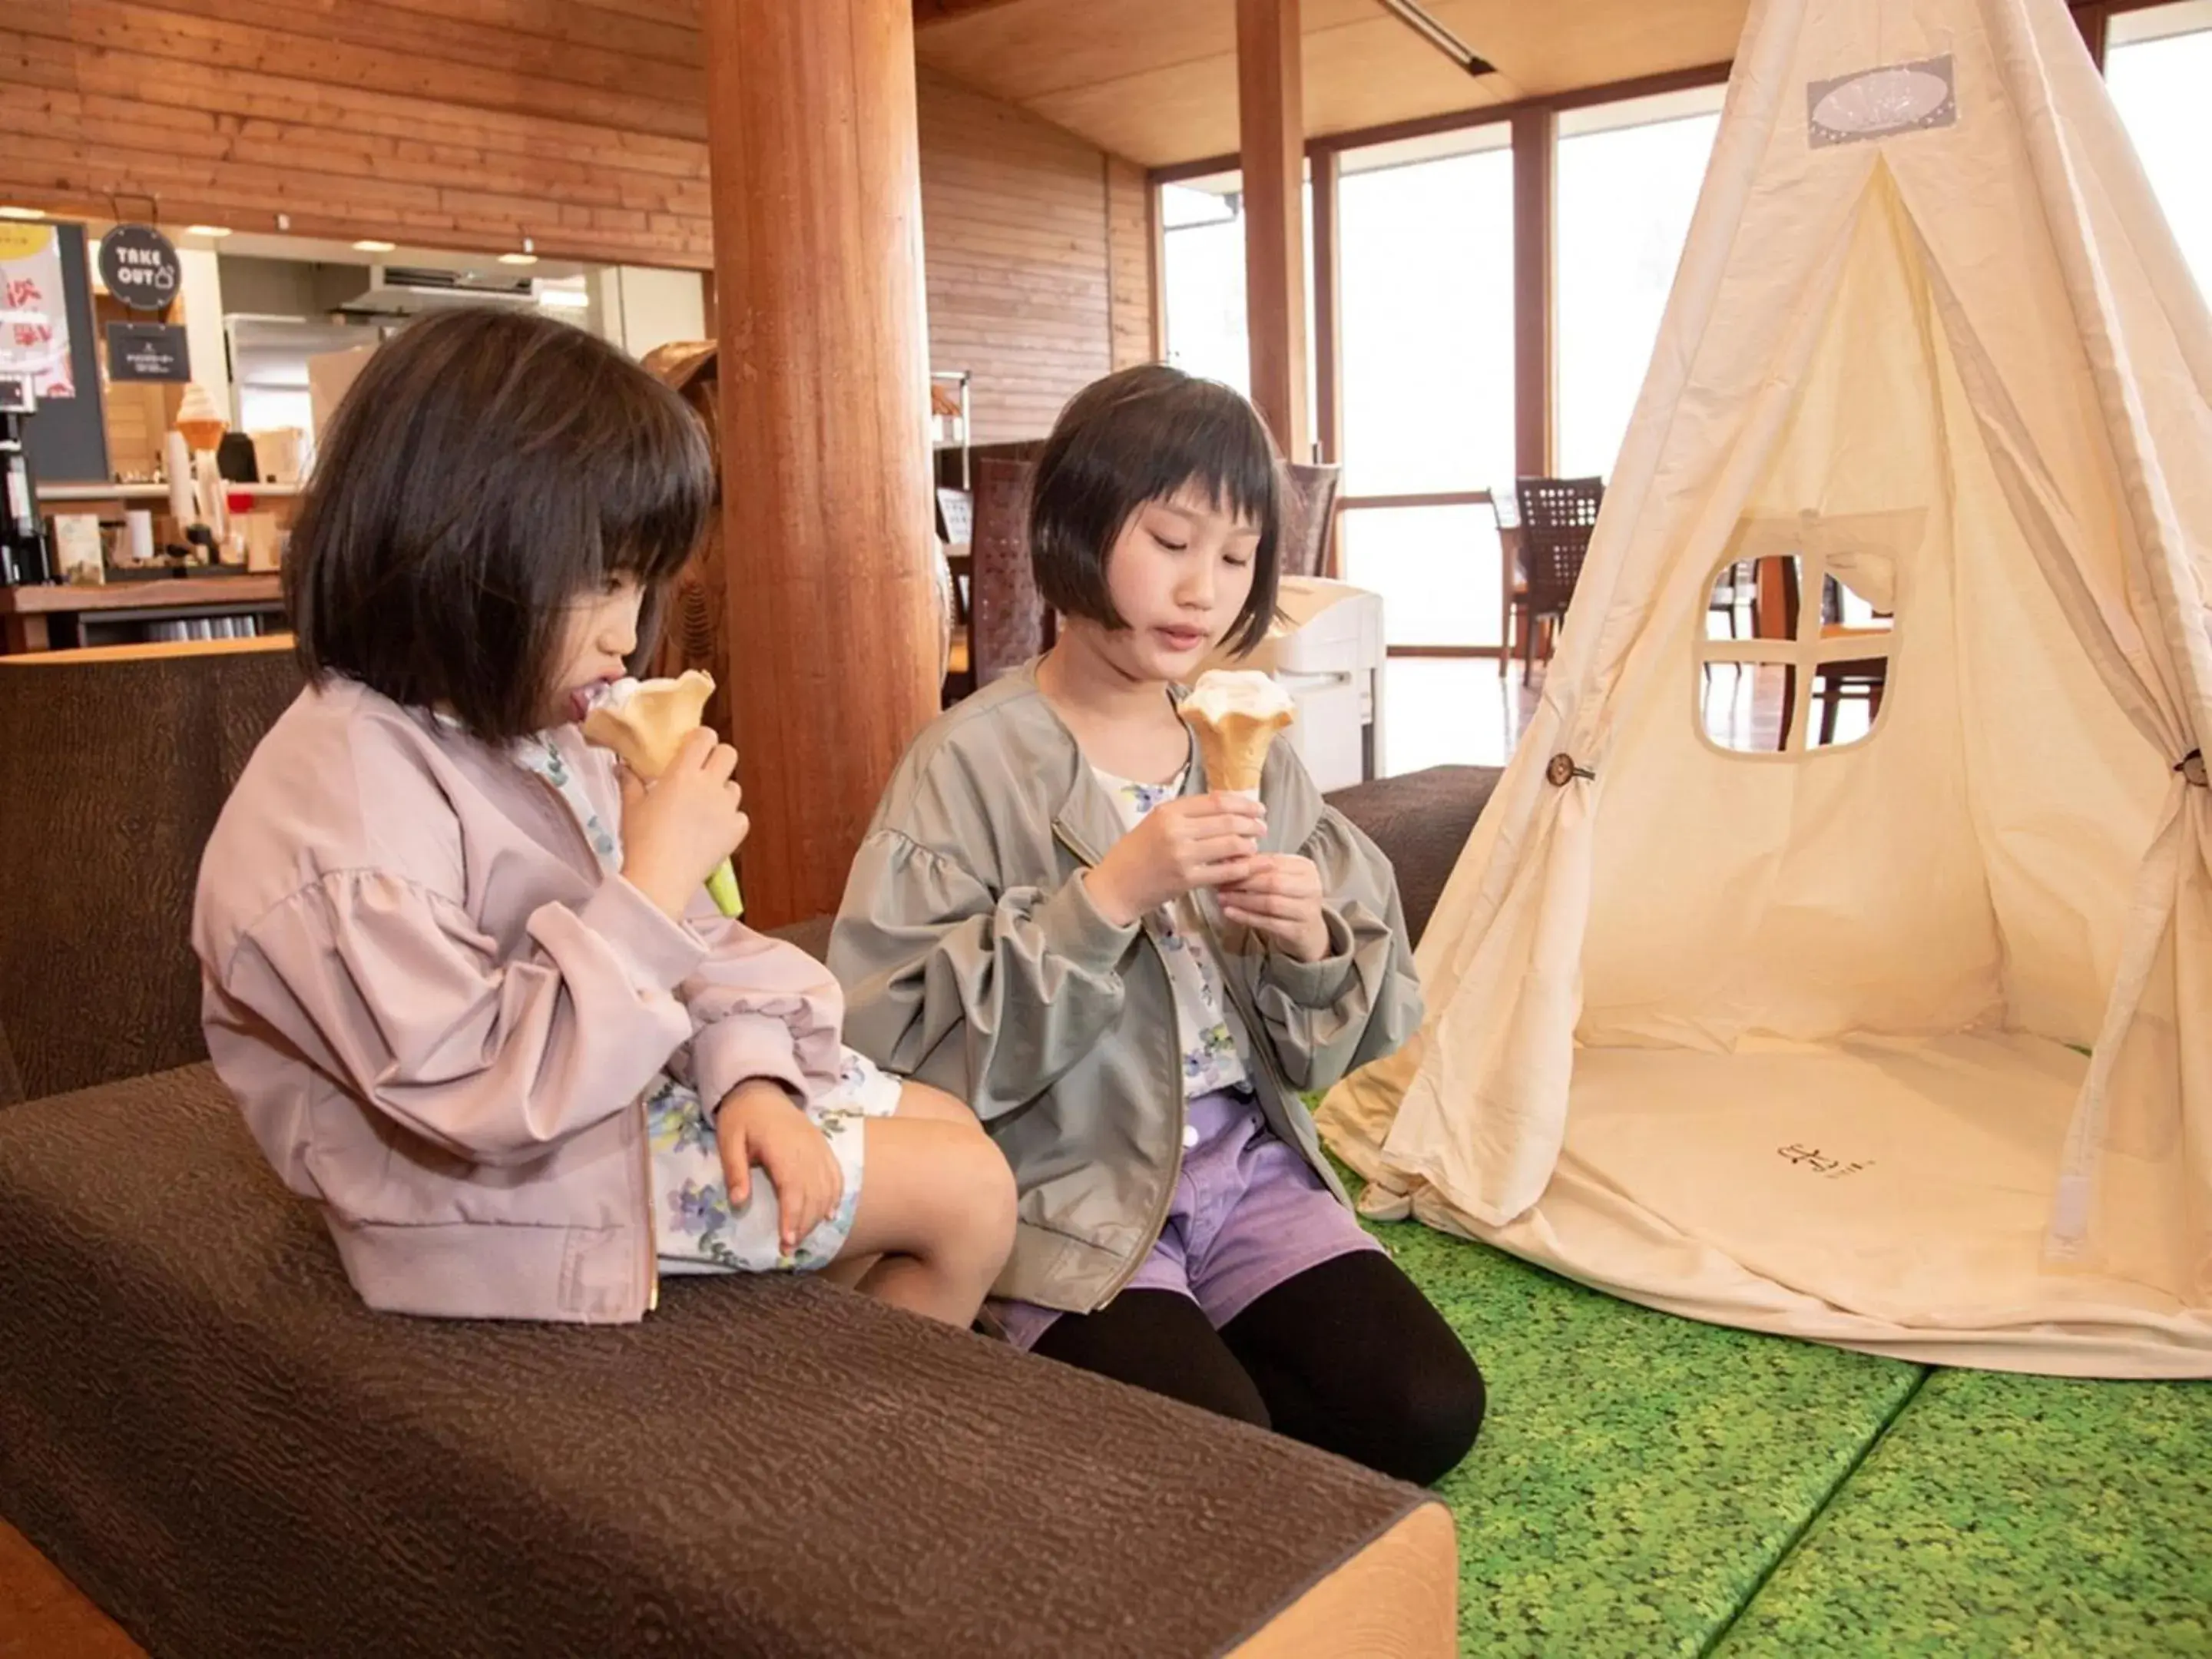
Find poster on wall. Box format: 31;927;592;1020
0;221;77;399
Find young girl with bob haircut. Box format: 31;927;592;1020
832;364;1484;1483
194;307;1014;1327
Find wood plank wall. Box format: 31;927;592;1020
2;2;1150;441
919;68;1114;443
1105;154;1157;371
2;0;716;267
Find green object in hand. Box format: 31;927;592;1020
706;857;743;919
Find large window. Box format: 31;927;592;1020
1555;87;1724;480
1335;126;1514;650
1160;179;1253;396
1158;173;1316;428
2106;2;2212;303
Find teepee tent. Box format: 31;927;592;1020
1322;0;2212;1376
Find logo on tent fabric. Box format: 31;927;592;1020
1778;1144;1875;1180
1807;57;1957;147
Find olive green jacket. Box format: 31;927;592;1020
828;663;1422;1313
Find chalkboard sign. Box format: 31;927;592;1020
98;224;182;313
107;321;191;382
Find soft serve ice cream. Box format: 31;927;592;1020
1179;669;1295;797
174;382;227;452
582;671;743;917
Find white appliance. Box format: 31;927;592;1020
1202;577;1386;792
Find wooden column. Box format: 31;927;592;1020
1237;0;1310;462
702;0;938;928
1512;106;1556;480
2072;1;2109;68
1310;146;1345;470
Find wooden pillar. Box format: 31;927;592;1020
2072;1;2109;69
1237;0;1310;462
1310;146;1344;471
701;0;938;928
1512;107;1556;480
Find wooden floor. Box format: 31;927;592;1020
0;1518;142;1659
1383;657;1541;774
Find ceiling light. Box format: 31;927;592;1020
353;239;397;253
186;224;233;237
1376;0;1495;76
500;236;538;267
0;206;43;220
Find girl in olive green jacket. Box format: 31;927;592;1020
832;366;1484;1485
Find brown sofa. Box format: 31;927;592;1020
0;643;1499;1654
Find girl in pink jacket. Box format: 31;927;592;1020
192;308;1013;1326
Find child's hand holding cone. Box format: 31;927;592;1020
584;671;746;919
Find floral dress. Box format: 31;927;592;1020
1094;766;1250;1100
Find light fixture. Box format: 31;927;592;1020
185;224;233;237
1376;0;1495;76
0;206;43;220
352;238;397;253
499;236;538;267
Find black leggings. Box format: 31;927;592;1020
1030;1251;1485;1486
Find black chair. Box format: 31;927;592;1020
1777;558;1890;748
1513;476;1604;677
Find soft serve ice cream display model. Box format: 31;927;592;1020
582;670;743;918
1179;669;1296;798
167;382;230;553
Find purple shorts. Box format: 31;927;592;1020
991;1088;1383;1351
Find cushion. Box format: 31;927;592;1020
1325;766;1501;947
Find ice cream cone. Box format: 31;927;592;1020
174;383;227;453
583;671;716;780
1180;670;1295;796
582;670;743;917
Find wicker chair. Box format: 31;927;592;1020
1279;462;1343;580
1513;475;1605;677
966;456;1050;688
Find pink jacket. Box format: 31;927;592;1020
192;678;845;1323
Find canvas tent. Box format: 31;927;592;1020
1321;0;2212;1376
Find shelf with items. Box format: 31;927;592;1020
0;574;286;654
36;481;304;505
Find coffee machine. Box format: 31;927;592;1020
0;373;54;588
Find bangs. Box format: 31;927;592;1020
1136;399;1280;546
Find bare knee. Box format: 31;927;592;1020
938;1128;1017;1270
896;1080;982;1128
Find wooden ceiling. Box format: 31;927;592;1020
914;0;1750;167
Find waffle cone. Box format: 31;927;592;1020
581;670;717;779
177;419;227;452
1181;707;1292;792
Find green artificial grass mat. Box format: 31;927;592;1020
1365;1209;1925;1657
1711;1366;2212;1657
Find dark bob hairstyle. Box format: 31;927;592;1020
286;306;714;742
1028;363;1283;658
